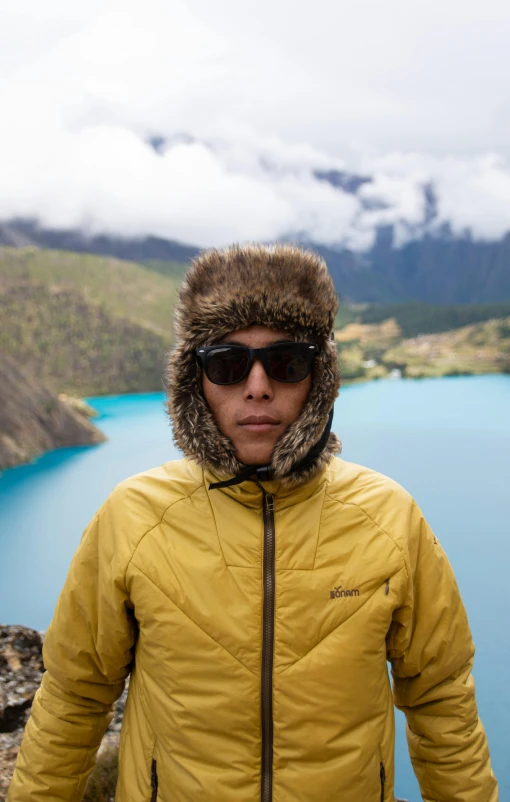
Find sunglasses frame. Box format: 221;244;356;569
196;342;319;385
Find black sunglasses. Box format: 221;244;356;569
196;342;319;385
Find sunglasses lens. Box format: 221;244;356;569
206;347;249;384
267;345;311;382
201;343;315;384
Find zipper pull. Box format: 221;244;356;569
384;579;390;596
266;493;275;513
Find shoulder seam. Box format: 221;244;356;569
324;490;409;584
124;483;203;583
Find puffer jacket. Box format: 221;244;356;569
8;456;498;801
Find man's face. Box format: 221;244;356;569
202;325;312;466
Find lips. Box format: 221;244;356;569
238;414;281;432
239;415;280;425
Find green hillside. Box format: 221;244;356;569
142;258;189;282
335;316;510;381
2;246;509;398
357;300;510;337
0;247;181;338
0;283;170;395
0;247;180;395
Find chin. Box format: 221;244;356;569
236;448;274;466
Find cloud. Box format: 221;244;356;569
0;120;362;247
1;0;510;249
357;151;510;244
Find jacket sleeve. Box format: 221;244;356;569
388;501;498;802
7;499;137;802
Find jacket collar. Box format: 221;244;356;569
202;463;329;510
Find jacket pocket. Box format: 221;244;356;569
150;758;158;802
379;760;386;802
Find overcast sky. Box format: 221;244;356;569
1;0;510;249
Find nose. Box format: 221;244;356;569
243;358;274;401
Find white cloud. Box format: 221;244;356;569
357;151;510;244
1;0;510;249
433;155;510;240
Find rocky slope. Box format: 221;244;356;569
0;626;43;800
0;626;126;800
0;355;106;471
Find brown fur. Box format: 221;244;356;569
166;244;341;484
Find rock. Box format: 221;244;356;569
0;355;106;471
0;625;128;739
108;684;128;734
0;625;128;800
0;743;20;801
58;395;99;419
0;626;43;736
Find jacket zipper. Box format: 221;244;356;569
150;758;158;802
379;760;386;802
261;490;275;802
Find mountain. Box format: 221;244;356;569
311;233;510;305
1;242;508;428
0;219;199;265
0;355;106;470
0;245;181;334
0;247;179;396
307;170;510;304
1;215;509;305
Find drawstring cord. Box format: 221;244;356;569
208;408;334;491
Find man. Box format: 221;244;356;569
8;244;497;801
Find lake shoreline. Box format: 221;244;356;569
2;371;509;474
0;357;106;472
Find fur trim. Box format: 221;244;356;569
166;244;341;484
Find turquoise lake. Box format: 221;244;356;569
1;375;509;798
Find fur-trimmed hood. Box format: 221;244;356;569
166;244;341;485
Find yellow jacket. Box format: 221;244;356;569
8;457;498;801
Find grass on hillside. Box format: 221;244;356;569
335;317;510;381
0;247;181;339
142;258;190;282
357;300;510;338
0;283;170;396
383;317;510;378
335;319;401;380
2;245;509;396
334;303;367;330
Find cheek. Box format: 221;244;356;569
281;375;312;420
202;378;233;433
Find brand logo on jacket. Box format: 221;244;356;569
330;585;360;599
